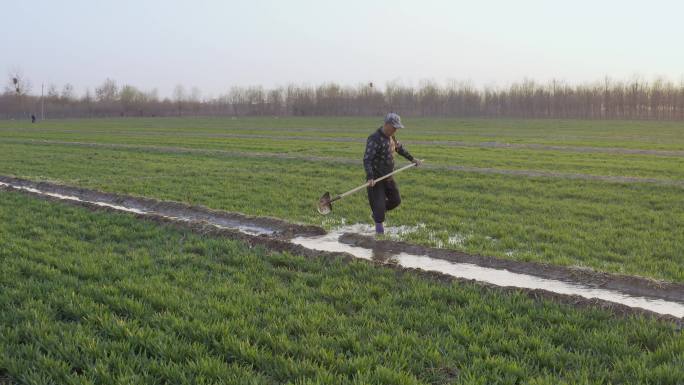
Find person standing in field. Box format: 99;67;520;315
364;112;421;234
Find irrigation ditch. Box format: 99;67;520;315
1;175;682;326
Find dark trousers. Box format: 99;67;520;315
367;178;401;223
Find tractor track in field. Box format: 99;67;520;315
1;175;682;326
3;133;684;156
3;139;684;188
118;132;684;157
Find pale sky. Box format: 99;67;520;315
3;0;684;98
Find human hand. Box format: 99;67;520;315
412;159;423;167
367;179;375;187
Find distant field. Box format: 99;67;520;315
2;117;684;149
0;117;682;281
1;191;682;385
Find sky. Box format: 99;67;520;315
3;0;684;98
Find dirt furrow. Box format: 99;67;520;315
0;175;682;325
3;139;684;188
4;134;684;156
0;175;324;238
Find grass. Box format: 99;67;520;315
1;117;684;181
2;137;683;181
2;117;684;149
0;117;682;282
1;190;683;384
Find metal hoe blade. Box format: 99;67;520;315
317;192;332;215
316;161;421;216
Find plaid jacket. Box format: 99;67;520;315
363;127;414;180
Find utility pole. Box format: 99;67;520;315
41;83;45;120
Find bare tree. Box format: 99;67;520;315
4;70;32;118
82;88;93;117
61;83;75;103
189;86;202;115
267;87;284;115
173;84;186;116
5;70;32;96
6;75;684;121
120;85;142;115
95;78;119;102
46;84;59;104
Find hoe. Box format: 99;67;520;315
317;162;419;215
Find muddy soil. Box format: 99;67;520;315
339;233;684;303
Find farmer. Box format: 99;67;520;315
364;112;421;234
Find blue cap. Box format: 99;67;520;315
384;112;404;128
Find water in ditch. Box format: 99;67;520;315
2;181;682;318
292;226;684;318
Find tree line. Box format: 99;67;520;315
3;74;684;120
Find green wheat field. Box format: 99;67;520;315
1;117;682;384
